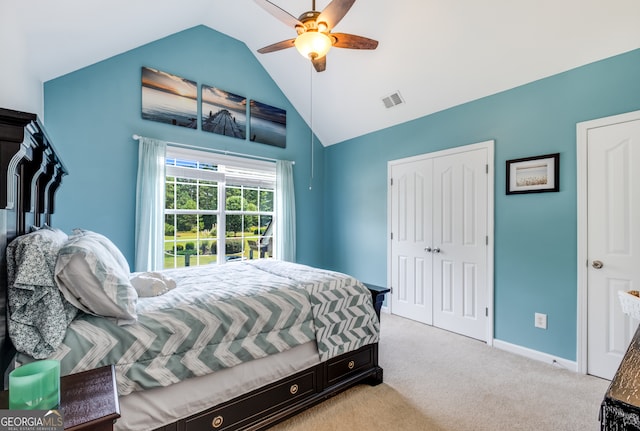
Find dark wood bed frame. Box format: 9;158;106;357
0;107;384;430
0;107;67;376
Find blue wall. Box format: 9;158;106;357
44;25;325;268
323;49;640;360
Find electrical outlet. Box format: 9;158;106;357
535;313;547;329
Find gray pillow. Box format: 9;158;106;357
55;233;137;324
71;228;131;274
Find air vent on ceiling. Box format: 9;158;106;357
382;91;404;109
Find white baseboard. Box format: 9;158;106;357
493;339;578;372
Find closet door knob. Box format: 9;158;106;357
424;247;432;252
433;248;441;253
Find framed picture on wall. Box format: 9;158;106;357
249;99;286;148
141;67;197;129
201;85;247;139
506;153;560;194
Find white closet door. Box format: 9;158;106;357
432;149;488;340
389;144;491;341
389;158;433;324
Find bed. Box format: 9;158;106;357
0;107;384;430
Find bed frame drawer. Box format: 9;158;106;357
326;344;375;387
184;369;318;431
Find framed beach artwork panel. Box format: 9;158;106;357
201;85;247;139
249;99;286;148
141;67;197;129
506;153;560;194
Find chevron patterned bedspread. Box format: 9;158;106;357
18;260;379;395
249;260;380;361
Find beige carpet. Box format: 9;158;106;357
271;313;610;431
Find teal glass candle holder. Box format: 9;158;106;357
9;360;60;410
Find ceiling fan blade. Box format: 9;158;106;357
317;0;356;30
312;56;326;72
257;38;296;54
330;33;378;50
254;0;303;28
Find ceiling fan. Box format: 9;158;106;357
254;0;378;72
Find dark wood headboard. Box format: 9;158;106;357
0;107;67;376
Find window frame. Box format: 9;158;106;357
163;146;276;268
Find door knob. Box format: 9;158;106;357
424;247;432;252
592;260;604;269
433;248;441;253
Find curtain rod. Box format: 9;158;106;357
132;134;294;165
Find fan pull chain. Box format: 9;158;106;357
309;62;314;190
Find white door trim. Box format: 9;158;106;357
576;110;640;374
386;140;495;345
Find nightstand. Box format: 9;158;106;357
1;365;120;430
363;283;391;320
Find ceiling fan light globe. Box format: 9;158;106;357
295;31;332;60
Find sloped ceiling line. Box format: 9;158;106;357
11;0;640;146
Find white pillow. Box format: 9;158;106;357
130;272;177;297
55;234;137;324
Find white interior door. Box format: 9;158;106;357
389;158;433;324
389;142;492;341
432;149;488;340
586;117;640;380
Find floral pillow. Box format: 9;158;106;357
7;227;78;359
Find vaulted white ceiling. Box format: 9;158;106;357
8;0;640;146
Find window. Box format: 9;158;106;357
163;147;276;269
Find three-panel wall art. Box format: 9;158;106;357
141;66;286;148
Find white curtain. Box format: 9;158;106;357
134;137;166;272
275;160;296;262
